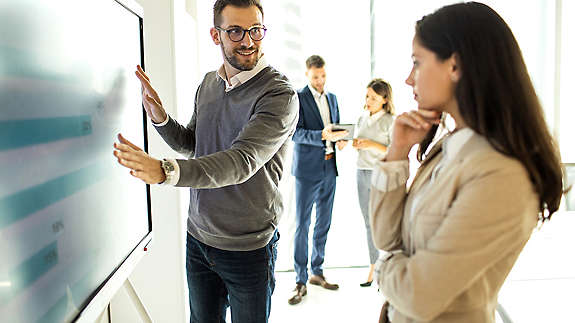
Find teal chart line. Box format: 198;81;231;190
0;163;107;229
0;242;59;306
0;116;92;151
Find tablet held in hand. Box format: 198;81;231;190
332;124;355;140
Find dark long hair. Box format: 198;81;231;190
367;78;395;115
415;2;563;220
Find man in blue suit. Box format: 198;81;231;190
288;55;348;305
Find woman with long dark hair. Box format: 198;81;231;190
352;78;395;287
370;2;563;322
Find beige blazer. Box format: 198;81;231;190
370;133;538;323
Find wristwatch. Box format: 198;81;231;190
160;159;175;184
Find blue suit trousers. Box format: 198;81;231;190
293;158;337;284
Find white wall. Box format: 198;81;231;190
372;0;556;118
559;0;575;163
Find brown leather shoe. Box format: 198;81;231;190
309;274;339;290
288;283;307;305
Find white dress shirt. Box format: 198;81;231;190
217;55;268;92
308;84;334;154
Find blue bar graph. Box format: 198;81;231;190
0;116;92;151
0;242;59;305
0;163;107;229
13;242;59;291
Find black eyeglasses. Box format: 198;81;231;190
215;25;267;42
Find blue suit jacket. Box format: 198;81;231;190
291;85;340;180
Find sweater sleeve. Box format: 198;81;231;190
153;84;200;158
174;86;299;188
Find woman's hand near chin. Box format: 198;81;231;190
386;109;441;161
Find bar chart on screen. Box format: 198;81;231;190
0;1;151;322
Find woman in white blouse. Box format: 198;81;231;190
370;2;563;322
352;78;395;287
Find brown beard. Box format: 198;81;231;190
221;44;259;71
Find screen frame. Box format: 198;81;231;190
73;0;153;321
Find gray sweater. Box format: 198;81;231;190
155;66;299;251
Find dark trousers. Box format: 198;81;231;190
293;158;337;284
185;231;279;323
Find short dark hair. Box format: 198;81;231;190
305;55;325;69
213;0;264;27
415;2;563;219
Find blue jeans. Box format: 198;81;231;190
293;158;337;284
185;231;279;323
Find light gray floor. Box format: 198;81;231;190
271;267;383;322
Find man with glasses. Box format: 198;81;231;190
112;0;298;322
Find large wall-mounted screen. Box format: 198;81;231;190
0;0;151;322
